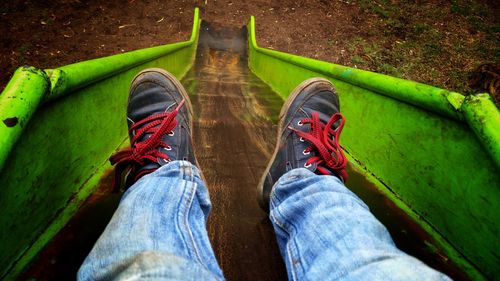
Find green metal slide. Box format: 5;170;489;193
248;16;500;281
0;8;498;280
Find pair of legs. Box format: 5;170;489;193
78;69;450;280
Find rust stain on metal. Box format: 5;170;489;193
20;171;120;280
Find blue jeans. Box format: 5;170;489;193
78;161;450;280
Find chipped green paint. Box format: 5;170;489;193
461;94;500;169
248;16;498;280
0;8;200;280
0;66;50;171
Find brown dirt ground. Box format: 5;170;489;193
1;0;499;103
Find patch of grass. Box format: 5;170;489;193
429;28;444;41
448;69;470;94
346;36;365;53
352;55;367;66
423;42;444;60
378;63;402;77
453;41;467;53
346;37;382;62
363;42;380;56
351;55;366;66
390;41;413;63
494;48;500;64
450;0;494;35
428;68;441;80
347;0;498;103
472;41;495;60
358;0;394;18
412;23;430;34
450;0;471;16
385;18;406;35
491;24;500;35
467;16;487;32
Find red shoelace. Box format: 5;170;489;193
109;99;185;191
289;112;348;181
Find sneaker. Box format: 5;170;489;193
110;68;197;190
258;78;348;212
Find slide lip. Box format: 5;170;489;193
47;7;201;100
248;15;499;170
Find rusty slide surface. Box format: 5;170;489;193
183;21;287;280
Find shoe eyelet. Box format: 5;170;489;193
299;137;305;142
165;146;172;151
163;158;171;163
297;120;303;126
302;149;310;155
168;131;175;136
304;163;312;168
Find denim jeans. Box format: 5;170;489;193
78;161;450;280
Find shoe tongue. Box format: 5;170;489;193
129;104;170;123
303;108;336;128
128;82;175;122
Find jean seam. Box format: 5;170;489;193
270;181;287;210
176;164;212;273
271;208;304;281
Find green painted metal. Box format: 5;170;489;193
248;16;499;280
461;94;500;169
0;66;50;171
0;8;200;280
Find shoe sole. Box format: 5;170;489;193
257;77;335;211
130;68;203;171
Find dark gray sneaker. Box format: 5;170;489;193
258;78;348;212
110;68;197;190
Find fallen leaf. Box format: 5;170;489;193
118;24;135;29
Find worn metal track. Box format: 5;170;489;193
182;21;287;280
